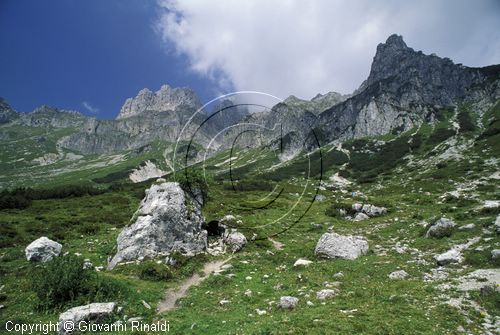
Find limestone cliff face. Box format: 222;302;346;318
116;85;201;120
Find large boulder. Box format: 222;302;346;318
426;218;455;238
58;302;116;334
25;237;62;262
108;182;207;269
315;233;369;260
362;204;387;217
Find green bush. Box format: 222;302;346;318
29;255;125;311
30;255;92;310
426;128;455;145
223;179;273;192
325;202;356;218
138;262;173;281
457;109;476;133
175;168;210;202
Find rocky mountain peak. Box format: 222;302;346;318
116;84;201;119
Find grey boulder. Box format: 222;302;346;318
108;182;207;269
279;296;299;309
58;302;116;334
388;270;409;280
435;249;462;266
315;233;369;260
223;230;247;252
426;218;455;238
25;237;62;262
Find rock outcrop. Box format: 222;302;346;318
315;233;369;260
25;237;62;262
108;181;207;269
117;85;201;120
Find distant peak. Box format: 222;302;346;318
384;34;407;49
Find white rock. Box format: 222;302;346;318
426;218;456;238
129;160;166;183
58;303;116;335
388;270;409;280
279;296;299;309
435;249;462;266
223;231;247;252
255;309;267;316
108;182;207;269
316;289;337;300
458;223;475;230
315;233;369;260
244;289;252;297
219;300;230;306
494;215;500;233
353;212;369;221
25;237;62;263
352;203;363;212
293;259;313;267
483;200;500;209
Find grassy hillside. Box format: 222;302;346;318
0;101;499;334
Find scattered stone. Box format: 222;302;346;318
458;223;475;230
333;272;344;278
141;300;151;310
316;289;337;300
223;230;247;252
255;309;267;316
83;259;93;270
108;182;207;269
455;269;500;291
279;296;299;309
220;264;233;270
306;301;314;306
58;303;116;335
435;249;462;266
491;249;500;260
362;204;387;217
388;270;409;280
244;289;252;297
426;218;455;238
353;212;370;221
483;200;500;209
293;259;313;267
315;233;369;260
352;203;363;212
494;215;500;233
219;300;230;306
25;237;62;263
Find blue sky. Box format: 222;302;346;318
1;1;499;119
0;1;216;119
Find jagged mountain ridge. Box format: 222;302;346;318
0;34;499;184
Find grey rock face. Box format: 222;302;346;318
58;302;116;335
426;218;456;238
279;296;299;309
108;182;207;269
435;249;462;266
117;85;201;120
315;233;369;260
223;230;247;252
25;237;62;262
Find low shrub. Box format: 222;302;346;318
137;261;173;281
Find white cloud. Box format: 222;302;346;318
82;101;99;114
156;0;500;100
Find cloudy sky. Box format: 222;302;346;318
0;0;498;118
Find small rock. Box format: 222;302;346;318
244;289;252;297
25;237;62;263
435;249;462;266
83;260;94;270
306;301;314;306
494;215;500;233
315;233;369;260
220;264;233;270
483;200;500;209
426;218;455;238
58;303;116;335
314;195;326;202
352;203;363;212
316;289;337;300
353;212;369;221
458;223;475;230
293;259;313;267
141;300;151;309
333;272;344;278
388;270;409;280
219;299;230;306
255;309;267;316
279;296;299;309
223;231;247;252
491;249;500;260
